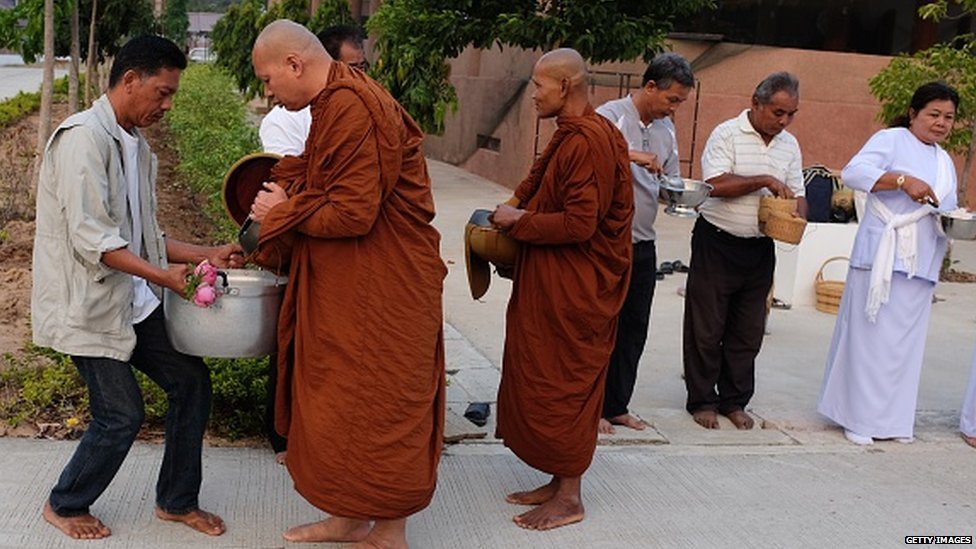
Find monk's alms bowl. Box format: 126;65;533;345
941;212;976;240
660;177;713;218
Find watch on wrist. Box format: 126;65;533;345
896;174;906;189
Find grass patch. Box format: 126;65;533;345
1;344;270;442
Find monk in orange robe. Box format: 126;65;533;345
490;48;633;531
249;20;446;548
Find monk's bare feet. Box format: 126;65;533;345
155;507;225;536
43;500;111;540
506;478;559;506
962;433;976;449
513;494;584;531
693;410;719;429
282;516;371;543
275;451;287;465
598;418;615;435
608;413;646;431
723;410;754;430
348;518;407;549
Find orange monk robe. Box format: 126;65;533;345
254;64;446;520
496;105;633;478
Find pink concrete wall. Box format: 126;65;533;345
423;40;976;206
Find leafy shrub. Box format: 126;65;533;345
165;63;261;241
0;91;41;129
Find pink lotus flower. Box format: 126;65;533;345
192;284;217;307
194;260;218;286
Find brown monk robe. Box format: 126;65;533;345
249;20;445;547
491;48;633;531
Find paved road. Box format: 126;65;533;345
1;160;975;548
0;65;67;101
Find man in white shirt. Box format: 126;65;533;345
683;72;807;430
259;24;368;156
594;53;694;434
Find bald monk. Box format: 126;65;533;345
490;48;633;531
249;20;446;548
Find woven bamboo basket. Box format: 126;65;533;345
758;196;797;223
761;210;806;244
815;256;848;315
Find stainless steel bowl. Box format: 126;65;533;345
660;177;713;218
941;213;976;240
164;269;287;358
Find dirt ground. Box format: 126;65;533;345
0;104;215;364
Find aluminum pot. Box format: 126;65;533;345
163;269;286;358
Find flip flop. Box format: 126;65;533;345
463;402;491;427
672;260;689;273
659;261;674;275
655;270;666;280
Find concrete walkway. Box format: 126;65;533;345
2;159;976;548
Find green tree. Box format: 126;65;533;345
309;0;356;33
210;0;312;100
162;0;190;49
870;41;976;203
366;0;714;134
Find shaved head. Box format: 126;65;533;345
254;19;329;63
530;48;590;119
535;48;588;92
252;19;333;111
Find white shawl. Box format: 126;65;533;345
865;147;954;322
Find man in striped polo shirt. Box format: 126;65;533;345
683;72;807;430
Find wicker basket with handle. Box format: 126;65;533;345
815;256;849;315
761;210;807;244
759;196;798;223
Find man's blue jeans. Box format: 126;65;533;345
48;306;213;517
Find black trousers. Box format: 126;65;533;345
683;217;774;414
603;240;657;418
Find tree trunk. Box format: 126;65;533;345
68;0;80;113
84;0;98;105
36;0;55;166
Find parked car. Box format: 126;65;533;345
188;47;214;63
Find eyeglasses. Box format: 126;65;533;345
349;60;370;72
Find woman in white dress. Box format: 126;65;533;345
818;82;959;445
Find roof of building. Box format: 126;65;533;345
188;12;222;34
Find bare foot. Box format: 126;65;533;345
962;433;976;449
43;500;111;540
506;478;559;506
348;518;407;549
598;418;615;435
155;507;226;536
723;410;754;430
607;413;646;431
282;516;371;543
512;494;584;531
693;410;719;429
275;451;287;465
